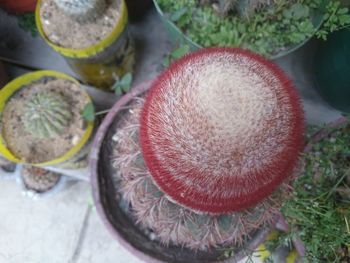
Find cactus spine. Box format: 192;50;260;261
24;91;73;138
112;48;303;251
53;0;107;22
112;99;293;250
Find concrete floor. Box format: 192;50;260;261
0;5;344;263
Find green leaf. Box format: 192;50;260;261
170;7;187;22
112;73;133;95
82;103;95;122
171;45;190;59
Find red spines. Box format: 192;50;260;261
140;48;304;214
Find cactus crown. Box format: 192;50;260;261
23;91;73;138
140;48;304;214
53;0;106;20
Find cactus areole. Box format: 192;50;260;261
140;48;304;214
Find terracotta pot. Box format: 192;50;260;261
0;0;37;14
90;80;284;263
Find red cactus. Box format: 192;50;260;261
140;48;304;214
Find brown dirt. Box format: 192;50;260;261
22;166;62;193
1;77;89;164
40;0;122;49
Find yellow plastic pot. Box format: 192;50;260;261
36;0;135;91
0;70;94;168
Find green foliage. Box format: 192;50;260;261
24;92;73;138
316;1;350;40
82;102;95;122
112;73;133;96
17;13;37;37
282;122;350;262
162;45;190;67
157;0;350;57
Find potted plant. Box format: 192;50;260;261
90;47;305;262
154;0;350;59
36;0;135;90
0;0;37;14
18;165;68;199
281;117;350;262
0;70;95;169
313;28;350;113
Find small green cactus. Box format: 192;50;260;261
23;91;73;138
53;0;107;21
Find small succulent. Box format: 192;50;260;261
23;91;73;138
53;0;107;21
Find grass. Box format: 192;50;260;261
282;119;350;262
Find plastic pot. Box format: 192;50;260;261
153;0;323;59
0;70;94;169
313;28;350;113
0;0;37;14
89;80;288;263
36;0;135;91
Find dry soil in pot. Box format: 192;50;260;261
1;77;88;163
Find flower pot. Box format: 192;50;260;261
0;70;94;169
17;165;70;199
313;28;350;113
90;80;285;263
0;0;37;14
153;0;323;59
36;0;135;91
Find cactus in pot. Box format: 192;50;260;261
23;91;73;139
112;48;304;252
52;0;107;22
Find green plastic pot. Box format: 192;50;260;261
314;28;350;113
153;0;323;59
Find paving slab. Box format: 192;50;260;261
75;208;144;263
0;180;90;263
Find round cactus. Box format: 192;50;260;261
53;0;107;21
23;91;73;138
140;48;304;214
112;99;294;250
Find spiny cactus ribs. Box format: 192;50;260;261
140;48;304;214
53;0;107;21
112;100;293;250
24;91;73;138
